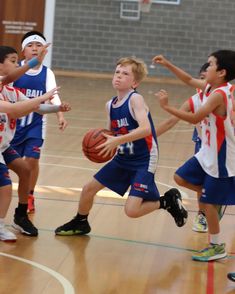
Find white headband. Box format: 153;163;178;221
21;35;47;50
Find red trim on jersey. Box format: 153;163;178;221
145;134;153;151
230;85;235;94
211;89;227;120
199;91;203;102
188;97;195;113
14;88;20;101
215;89;227;107
216;116;225;152
230;85;235;110
5;85;14;92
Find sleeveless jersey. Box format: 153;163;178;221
195;83;235;177
108;91;158;173
0;94;10;163
189;90;204;143
12;65;47;144
189;84;234;144
0;85;28;152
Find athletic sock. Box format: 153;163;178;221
210;233;220;245
198;210;205;216
159;196;167;209
16;203;28;216
75;212;88;221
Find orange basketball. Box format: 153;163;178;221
82;128;116;163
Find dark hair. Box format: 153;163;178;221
199;62;209;74
210;50;235;82
0;46;17;63
21;30;46;44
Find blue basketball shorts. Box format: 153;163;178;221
2;146;21;165
94;160;160;201
176;156;235;205
0;163;11;187
11;138;43;159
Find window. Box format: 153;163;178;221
120;0;181;4
119;0;180;21
152;0;180;4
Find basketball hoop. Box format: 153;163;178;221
139;0;152;13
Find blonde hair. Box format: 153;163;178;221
116;57;148;83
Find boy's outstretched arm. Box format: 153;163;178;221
4;87;59;118
1;44;49;86
37;102;71;115
156;100;190;136
152;55;206;91
155;89;222;124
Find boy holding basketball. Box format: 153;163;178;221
155;50;235;261
55;56;188;236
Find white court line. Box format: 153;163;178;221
47;124;193;133
157;181;189;199
38;162;189;198
0;252;75;294
40;162;98;171
40;157;180;171
13;180;189;200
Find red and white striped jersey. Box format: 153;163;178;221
195;83;235;177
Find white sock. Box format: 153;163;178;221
210;233;221;245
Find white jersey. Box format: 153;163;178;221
0;84;27;154
195;83;235;178
189;90;203;139
189;84;235;142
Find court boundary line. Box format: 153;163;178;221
0;252;75;294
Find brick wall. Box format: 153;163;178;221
52;0;235;77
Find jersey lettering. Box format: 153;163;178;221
9;118;16;130
20;112;34;127
117;142;134;155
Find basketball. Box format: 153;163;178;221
82;128;116;163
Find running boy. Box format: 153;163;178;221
0;45;71;237
55;56;187;236
155;63;209;233
155;50;235;261
12;30;68;213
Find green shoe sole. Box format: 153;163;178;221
55;229;90;236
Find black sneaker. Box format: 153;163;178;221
55;217;91;236
13;212;38;236
227;272;235;282
164;188;188;227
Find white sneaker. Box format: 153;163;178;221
0;225;17;242
192;213;208;233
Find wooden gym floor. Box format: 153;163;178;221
1;74;235;294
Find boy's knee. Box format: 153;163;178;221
25;157;39;169
174;173;185;186
22;166;31;177
82;183;93;194
124;206;139;218
11;162;31;178
82;180;100;195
